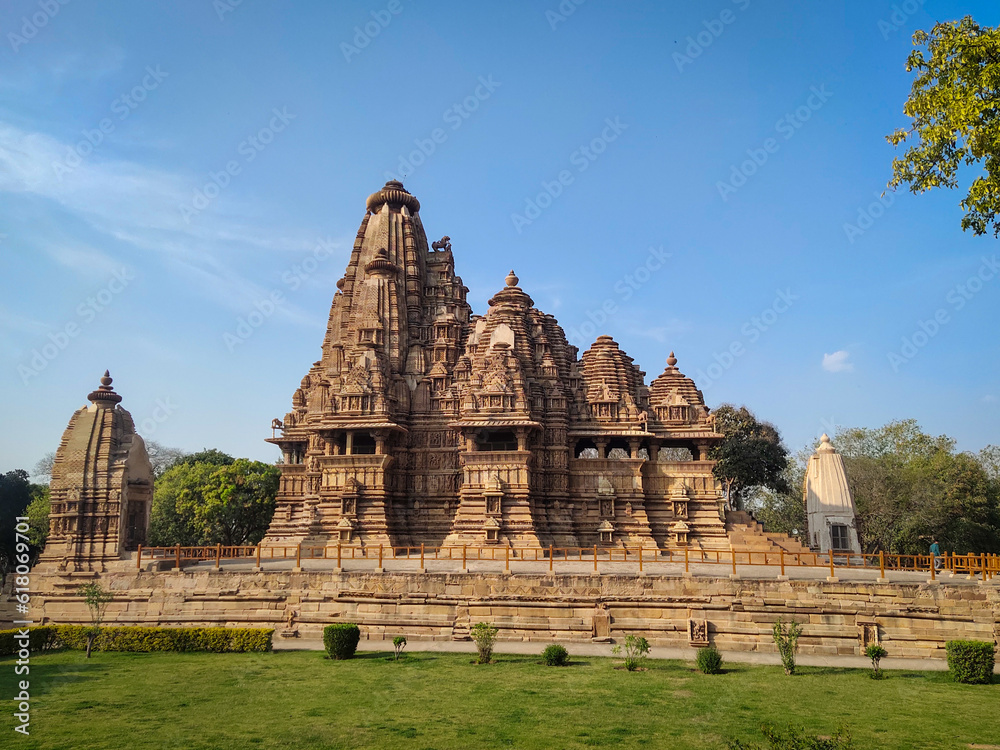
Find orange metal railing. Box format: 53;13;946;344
133;542;1000;581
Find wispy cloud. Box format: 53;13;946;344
822;350;853;373
0;122;336;324
0;307;50;336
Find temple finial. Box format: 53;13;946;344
505;270;519;287
88;370;122;407
666;351;677;367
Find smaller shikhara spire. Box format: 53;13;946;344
87;370;122;407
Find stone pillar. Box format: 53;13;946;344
596;440;608;459
628;439;641;458
345;431;354;456
516;428;528;451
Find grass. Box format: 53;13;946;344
2;649;998;749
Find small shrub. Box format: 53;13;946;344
323;624;361;660
696;646;723;674
393;635;407;661
612;634;650;671
946;640;996;684
470;622;498;664
772;618;803;675
542;644;569;666
864;644;888;680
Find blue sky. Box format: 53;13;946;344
1;0;998;475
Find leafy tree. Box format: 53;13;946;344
749;460;806;538
710;404;789;511
80;582;113;658
178;459;279;546
149;462;216;546
24;484;50;561
170;449;235;470
0;470;40;582
978;445;1000;482
145;441;189;478
887;17;1000;235
836;420;1000;554
149;457;278;546
33;452;55;483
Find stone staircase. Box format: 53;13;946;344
725;511;812;561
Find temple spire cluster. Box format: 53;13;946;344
263;182;727;550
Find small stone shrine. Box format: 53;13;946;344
37;371;153;572
803;433;861;554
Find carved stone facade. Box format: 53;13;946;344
37;372;154;572
263;182;727;551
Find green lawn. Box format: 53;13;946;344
2;649;997;749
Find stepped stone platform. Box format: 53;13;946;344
19;567;999;662
725;510;813;558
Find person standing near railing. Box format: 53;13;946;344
929;539;942;570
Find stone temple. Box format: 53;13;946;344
803;433;861;554
263;181;728;551
37;371;153;572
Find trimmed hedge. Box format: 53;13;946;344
0;626;61;656
324;623;361;660
946;640;995;684
54;625;273;653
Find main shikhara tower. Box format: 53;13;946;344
263;181;727;550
